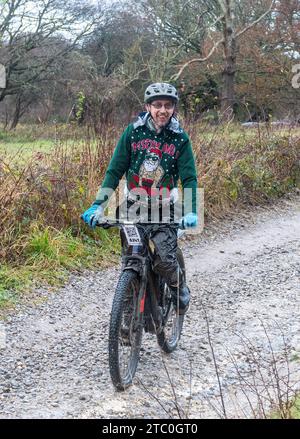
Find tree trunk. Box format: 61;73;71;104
220;0;237;122
220;39;236;122
9;95;22;130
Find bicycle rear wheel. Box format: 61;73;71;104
109;269;143;391
156;247;185;353
156;283;184;353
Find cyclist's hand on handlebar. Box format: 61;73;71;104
81;204;104;229
182;212;198;228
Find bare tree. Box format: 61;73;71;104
172;0;275;120
138;0;275;121
0;0;102;127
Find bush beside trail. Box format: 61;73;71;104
0;122;299;308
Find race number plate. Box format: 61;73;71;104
123;225;142;246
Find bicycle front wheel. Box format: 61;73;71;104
108;269;143;391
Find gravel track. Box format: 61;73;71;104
0;195;299;419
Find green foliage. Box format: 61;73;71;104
75;92;86;123
180;76;220;118
0;290;18;309
0;267;25;308
290;396;300;419
290;353;300;362
24;223;120;269
270;394;300;419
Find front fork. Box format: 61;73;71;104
122;254;162;332
122;254;148;332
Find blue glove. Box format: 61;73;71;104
81;204;103;229
182;212;198;228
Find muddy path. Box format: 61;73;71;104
0;195;299;419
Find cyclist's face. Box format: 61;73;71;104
146;99;175;128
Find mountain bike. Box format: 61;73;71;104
97;220;186;391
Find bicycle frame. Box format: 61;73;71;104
120;226;163;334
98;219;184;334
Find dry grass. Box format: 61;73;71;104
0;121;299;306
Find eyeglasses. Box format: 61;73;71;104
150;102;175;110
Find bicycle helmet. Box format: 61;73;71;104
144;82;179;104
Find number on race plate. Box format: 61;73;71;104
123;225;142;246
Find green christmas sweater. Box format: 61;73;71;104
94;112;198;213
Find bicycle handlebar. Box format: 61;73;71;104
96;218;186;230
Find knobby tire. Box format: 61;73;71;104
156;247;185;353
108;269;143;391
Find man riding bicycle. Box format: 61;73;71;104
82;82;198;314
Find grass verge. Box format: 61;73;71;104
0;223;120;311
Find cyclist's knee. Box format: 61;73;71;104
153;255;179;283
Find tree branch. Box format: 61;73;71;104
235;0;275;39
171;36;224;81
